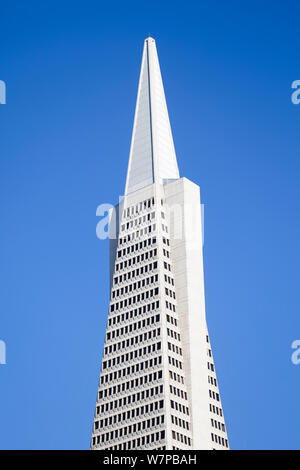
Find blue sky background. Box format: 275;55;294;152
0;0;300;449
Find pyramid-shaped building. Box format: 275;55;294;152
91;37;229;450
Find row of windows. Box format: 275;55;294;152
93;430;165;450
119;231;152;247
209;389;220;402
164;261;172;272
164;274;174;286
98;381;162;402
162;237;170;246
102;339;162;370
108;301;160;326
95;414;165;441
106;319;159;342
169;370;185;385
211;418;226;432
113;261;158;287
99;370;163;395
120;222;156;239
208;375;217;387
112;275;158;300
172;430;191;447
95;399;165;426
117;236;156;259
168;355;183;370
209;403;223;417
118;215;157;246
166;314;178;327
118;239;156;258
171;414;190;431
122;198;155;220
115;248;157;272
165;287;176;299
105;314;160;351
167;327;181;342
98;385;163;413
110;287;159;313
168;342;182;357
163;248;170;258
100;443;166;451
121;211;155;232
100;359;163;385
170;399;189;416
161;223;168;234
170;385;187;401
211;433;228;448
207;361;215;372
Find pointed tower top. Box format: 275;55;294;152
125;38;179;195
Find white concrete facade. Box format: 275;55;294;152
164;178;228;449
91;38;229;450
125;38;179;196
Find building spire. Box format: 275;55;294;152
125;37;179;195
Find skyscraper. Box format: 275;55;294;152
91;37;229;450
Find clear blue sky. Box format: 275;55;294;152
1;0;300;450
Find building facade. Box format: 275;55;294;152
91;37;229;450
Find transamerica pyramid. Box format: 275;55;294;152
91;37;229;450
